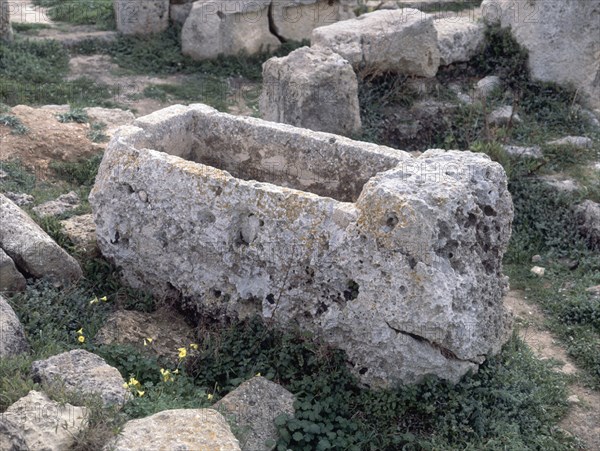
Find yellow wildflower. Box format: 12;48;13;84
128;377;141;389
100;296;108;302
255;372;261;377
143;337;154;346
76;328;83;335
178;347;187;359
190;343;199;351
207;393;213;400
173;369;179;375
78;335;85;343
89;297;99;305
160;368;173;382
137;390;145;397
123;382;129;389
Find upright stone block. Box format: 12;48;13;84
260;46;361;136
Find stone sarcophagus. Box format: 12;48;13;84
90;104;513;387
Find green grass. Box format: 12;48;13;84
0;39;117;107
32;0;115;29
11;23;52;35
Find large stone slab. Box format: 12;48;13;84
90;104;513;387
0;194;82;284
271;0;356;42
105;409;241;450
182;0;280;60
0;294;29;358
3;391;88;451
215;376;295;451
311;8;440;76
482;0;600;110
260;46;361;136
114;0;170;35
31;349;129;407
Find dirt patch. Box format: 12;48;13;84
0;105;103;176
504;290;600;450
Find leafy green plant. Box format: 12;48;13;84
57;108;89;124
88;122;109;143
0;114;29;134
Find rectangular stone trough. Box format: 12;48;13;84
90;104;513;387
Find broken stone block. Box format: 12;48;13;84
0;294;29;357
32;191;80;218
60;214;97;252
214;376;294;451
482;0;600;110
90;104;513;387
271;0;356;42
434;19;485;66
0;248;27;293
260;46;361;136
181;0;280;60
311;8;440;77
105;409;241;450
31;349;130;407
114;0;170;35
0;194;82;284
3;391;88;451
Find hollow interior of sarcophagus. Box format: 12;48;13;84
174;115;403;203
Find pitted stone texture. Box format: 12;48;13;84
0;194;82;284
434;19;485;66
0;248;27;293
311;9;440;77
182;0;280;60
481;0;600;110
3;391;88;451
260;46;361;136
0;418;27;451
31;349;129;407
271;0;356;42
214;376;294;451
90;104;513;386
105;409;241;451
0;294;29;358
114;0;170;35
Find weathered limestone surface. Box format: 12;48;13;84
0;248;27;293
482;0;600;110
31;349;130;407
105;409;241;451
271;0;356;42
311;9;440;77
434;19;485;66
215;376;295;451
574;200;600;251
260;46;361;136
182;0;280;60
0;194;82;284
0;294;29;357
114;0;170;35
90;104;513;386
3;391;88;451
